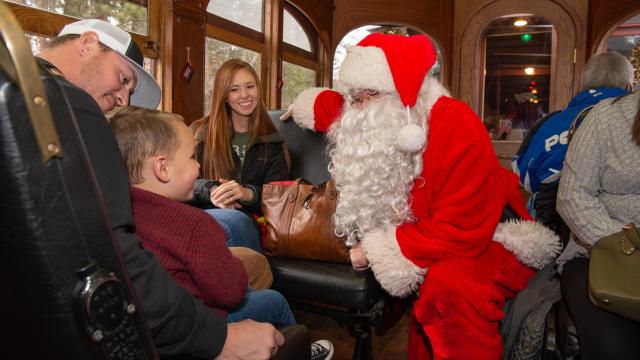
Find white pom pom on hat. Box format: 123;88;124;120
397;123;426;152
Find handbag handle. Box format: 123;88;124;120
0;1;62;162
620;223;639;256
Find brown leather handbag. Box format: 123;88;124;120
261;178;350;263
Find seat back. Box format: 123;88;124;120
270;110;330;184
0;5;156;359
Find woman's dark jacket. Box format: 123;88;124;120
192;131;289;216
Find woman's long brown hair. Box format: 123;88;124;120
191;59;277;180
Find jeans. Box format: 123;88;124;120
227;288;296;328
205;208;262;252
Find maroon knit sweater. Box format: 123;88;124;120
130;187;248;314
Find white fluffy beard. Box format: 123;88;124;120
328;94;428;246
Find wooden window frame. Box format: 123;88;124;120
204;0;322;109
7;0;161;59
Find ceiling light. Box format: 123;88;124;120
514;19;528;27
524;67;535;75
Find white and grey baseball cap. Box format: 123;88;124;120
59;19;161;109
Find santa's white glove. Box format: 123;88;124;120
279;104;293;121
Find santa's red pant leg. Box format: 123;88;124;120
409;242;534;360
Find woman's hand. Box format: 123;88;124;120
210;179;253;209
350;242;370;271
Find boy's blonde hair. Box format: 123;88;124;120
110;106;184;184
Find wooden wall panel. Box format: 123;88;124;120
333;0;454;86
587;0;640;54
161;1;206;124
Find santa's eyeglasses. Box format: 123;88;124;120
348;89;383;106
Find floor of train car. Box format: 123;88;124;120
294;308;410;360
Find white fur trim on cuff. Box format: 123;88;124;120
493;220;561;270
289;87;329;131
361;224;426;297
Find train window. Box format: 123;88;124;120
281;61;315;108
482;15;553;141
203;37;261;114
283;8;311;51
334;25;443;84
599;12;640;90
6;0;149;35
207;0;263;33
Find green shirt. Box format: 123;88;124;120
231;131;251;165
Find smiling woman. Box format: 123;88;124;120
189;58;289;253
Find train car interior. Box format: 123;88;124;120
2;0;640;359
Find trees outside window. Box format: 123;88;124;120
6;0;148;35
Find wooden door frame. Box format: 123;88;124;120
452;0;584;115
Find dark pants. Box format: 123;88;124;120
561;258;640;360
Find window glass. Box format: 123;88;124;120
204;37;261;114
143;57;157;80
281;61;315;109
25;33;53;54
283;8;311;51
7;0;148;35
603;13;640;89
483;15;553;140
206;0;263;33
334;25;443;83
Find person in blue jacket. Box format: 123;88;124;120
512;51;634;244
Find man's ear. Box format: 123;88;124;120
77;31;100;57
152;155;170;183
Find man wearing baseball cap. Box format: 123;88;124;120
37;19;283;359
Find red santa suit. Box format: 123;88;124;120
287;33;560;359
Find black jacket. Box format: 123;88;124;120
194;131;289;216
38;59;227;358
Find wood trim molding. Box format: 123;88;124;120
282;50;318;70
205;24;266;54
454;0;582;115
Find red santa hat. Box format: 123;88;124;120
338;33;437;108
285;33;442;151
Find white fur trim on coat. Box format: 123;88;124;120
337;46;447;101
289;87;329;131
361;224;426;297
493;220;561;270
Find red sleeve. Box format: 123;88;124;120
187;217;248;310
396;97;508;268
314;90;345;132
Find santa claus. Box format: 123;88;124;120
283;33;560;359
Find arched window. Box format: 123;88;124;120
333;25;444;83
280;4;318;109
597;12;640;90
204;0;321;111
482;15;553;140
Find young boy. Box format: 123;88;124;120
109;106;296;327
